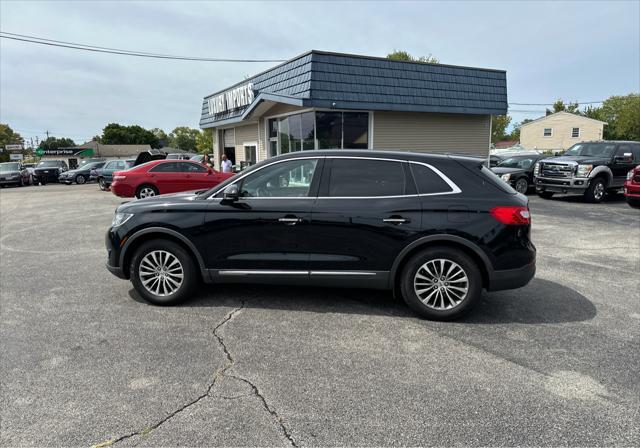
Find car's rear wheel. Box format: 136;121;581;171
515;177;528;194
76;175;86;185
130;240;197;306
584;177;606;203
400;246;482;320
98;178;107;191
136;184;158;199
538;191;554;199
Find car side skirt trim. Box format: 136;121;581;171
208;269;389;288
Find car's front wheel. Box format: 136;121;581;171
400;246;482;320
130;240;198;305
584;177;606;203
514;177;529;194
76;175;86;184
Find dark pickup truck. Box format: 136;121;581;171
534;141;640;203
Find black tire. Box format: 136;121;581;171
400;246;482;321
136;184;159;199
538;191;554;199
584;177;606;203
76;175;86;185
514;177;529;194
19;177;25;187
98;178;107;191
130;240;198;306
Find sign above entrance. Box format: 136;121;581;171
208;83;254;115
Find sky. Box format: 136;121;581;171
1;0;639;145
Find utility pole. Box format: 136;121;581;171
45;130;50;139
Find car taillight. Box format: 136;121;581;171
490;206;531;225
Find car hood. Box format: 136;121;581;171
541;155;609;164
117;190;204;212
491;167;526;175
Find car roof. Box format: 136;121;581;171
270;149;479;164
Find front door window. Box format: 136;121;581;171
240;159;318;198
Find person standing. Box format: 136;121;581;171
220;154;232;173
202;154;213;169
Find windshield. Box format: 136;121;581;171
498;157;536;169
563;143;616;157
81;162;102;170
37;161;61;167
0;162;20;172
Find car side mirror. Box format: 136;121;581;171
222;184;239;201
615;153;633;163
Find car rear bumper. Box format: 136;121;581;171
488;261;536;292
624;181;640;198
110;181;135;197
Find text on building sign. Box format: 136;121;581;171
208;83;254;115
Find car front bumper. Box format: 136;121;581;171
534;176;590;194
0;177;22;185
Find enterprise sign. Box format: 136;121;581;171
208;83;254;115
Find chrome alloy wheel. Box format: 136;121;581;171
593;181;605;200
139;250;184;296
413;259;469;310
139;187;156;198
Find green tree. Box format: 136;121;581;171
387;49;439;64
150;128;169;148
491;115;512;144
507;118;534;141
547;99;579;115
196;129;214;154
99;123;160;148
38;136;76;151
168;126;199;152
599;93;640;141
0;124;24;162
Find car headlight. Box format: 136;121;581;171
576;164;593;177
112;212;133;227
501;173;511;181
627;170;634;181
533;162;540;176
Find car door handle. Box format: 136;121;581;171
278;216;302;225
383;217;410;224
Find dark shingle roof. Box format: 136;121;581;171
200;50;507;128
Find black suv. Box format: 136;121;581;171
534;141;640;202
105;150;536;320
33;160;68;184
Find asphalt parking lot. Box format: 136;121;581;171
1;183;639;447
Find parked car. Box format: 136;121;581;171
189;154;214;164
624;165;640;208
105;150;536;321
534;141;640;202
78;158;105;168
96;159;135;191
59;161;106;185
33;160;68;184
491;154;545;194
22;163;36;184
110;160;234;199
166;153;197;160
486;154;505;168
0;162;30;187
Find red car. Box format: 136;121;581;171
624;164;640;208
110;160;234;199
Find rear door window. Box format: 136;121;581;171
409;163;454;194
327;159;405;197
150;162;181;173
181;162;208;173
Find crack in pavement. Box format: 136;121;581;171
92;299;298;448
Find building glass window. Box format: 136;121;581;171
543;128;552;137
316;112;342;149
266;111;370;157
244;144;257;164
571;127;580;138
343;112;369;149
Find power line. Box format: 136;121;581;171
509;101;604;106
0;32;287;63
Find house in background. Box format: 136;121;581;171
519;111;607;152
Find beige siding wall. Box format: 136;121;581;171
520;115;604;151
232;123;259;163
373;112;491;156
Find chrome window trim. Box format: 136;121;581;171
207;155;462;200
